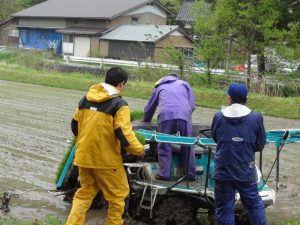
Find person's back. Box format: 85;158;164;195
143;73;196;180
212;106;265;182
74;83;131;169
156;77;194;123
144;74;195;123
66;67;144;225
211;83;267;225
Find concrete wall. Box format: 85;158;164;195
125;4;167;25
109;12;166;27
90;36;100;57
130;12;166;25
99;40;109;57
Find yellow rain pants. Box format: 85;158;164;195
65;166;129;225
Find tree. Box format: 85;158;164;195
193;0;300;88
0;0;21;21
160;45;188;79
159;0;184;24
18;0;46;8
0;0;46;21
159;0;183;14
193;1;226;85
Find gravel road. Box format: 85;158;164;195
0;80;299;224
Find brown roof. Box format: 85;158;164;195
12;0;170;19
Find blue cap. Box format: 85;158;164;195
226;83;248;97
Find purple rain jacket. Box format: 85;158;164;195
143;75;196;123
211;104;266;182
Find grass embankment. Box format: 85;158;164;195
0;62;299;119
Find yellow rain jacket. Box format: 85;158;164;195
73;82;144;168
66;82;143;225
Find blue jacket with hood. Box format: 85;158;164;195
211;104;266;182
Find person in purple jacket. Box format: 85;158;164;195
211;83;267;225
143;73;196;181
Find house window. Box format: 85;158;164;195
63;34;73;43
131;17;139;25
177;47;195;65
8;30;19;37
74;19;85;25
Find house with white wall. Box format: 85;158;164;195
11;0;174;57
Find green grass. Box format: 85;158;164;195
130;109;144;121
0;62;299;119
0;215;63;225
134;130;146;145
55;137;76;183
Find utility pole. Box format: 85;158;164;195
226;34;233;71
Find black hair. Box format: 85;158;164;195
105;67;128;87
231;95;247;105
169;73;178;77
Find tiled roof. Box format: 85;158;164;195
176;0;212;23
100;25;179;42
13;0;163;19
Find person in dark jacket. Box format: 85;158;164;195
143;73;196;180
211;83;267;225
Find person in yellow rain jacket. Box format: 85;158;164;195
65;67;144;225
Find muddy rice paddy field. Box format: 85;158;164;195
0;80;299;224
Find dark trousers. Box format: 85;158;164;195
214;180;267;225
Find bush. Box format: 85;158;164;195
0;50;18;63
43;64;104;76
266;83;300;97
129;66;168;82
187;72;229;89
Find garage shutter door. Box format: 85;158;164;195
74;36;91;57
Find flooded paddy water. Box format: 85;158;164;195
0;80;299;224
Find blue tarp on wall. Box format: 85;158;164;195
19;28;62;55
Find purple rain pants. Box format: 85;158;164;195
157;119;196;179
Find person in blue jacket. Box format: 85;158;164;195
143;73;196;180
211;83;267;225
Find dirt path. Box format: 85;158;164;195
0;80;299;224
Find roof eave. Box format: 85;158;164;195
154;26;178;43
110;0;174;20
109;0;153;20
12;14;109;20
154;0;175;16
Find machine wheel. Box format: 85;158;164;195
235;213;251;225
153;196;203;225
123;216;149;225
